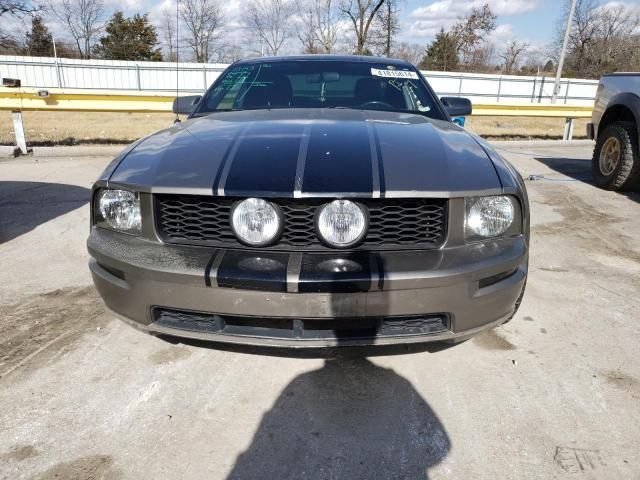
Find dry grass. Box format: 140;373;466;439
0;111;175;146
0;111;590;146
466;116;589;140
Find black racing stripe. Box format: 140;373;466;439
224;122;305;197
216;251;288;292
298;253;374;293
302;122;373;195
212;135;240;195
371;124;386;198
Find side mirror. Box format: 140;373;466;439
441;97;472;118
172;95;202;115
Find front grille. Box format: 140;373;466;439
153;307;450;340
155;195;447;251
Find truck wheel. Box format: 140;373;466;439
592;121;640;191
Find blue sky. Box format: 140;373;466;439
396;0;571;47
501;0;560;44
13;0;639;58
147;0;573;49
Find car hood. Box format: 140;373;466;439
108;108;502;197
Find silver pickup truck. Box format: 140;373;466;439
588;73;640;191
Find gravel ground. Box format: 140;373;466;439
0;141;639;480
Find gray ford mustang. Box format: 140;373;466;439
87;55;529;349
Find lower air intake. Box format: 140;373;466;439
153;308;450;340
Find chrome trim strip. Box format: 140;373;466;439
296;188;503;198
217;122;253;196
368;255;382;291
208;250;226;287
366;122;381;199
286;253;303;293
151;186;221;196
294;124;312;199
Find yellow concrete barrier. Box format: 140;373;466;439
1;87;593;153
0;87;175;113
0;87;594;117
471;102;593;118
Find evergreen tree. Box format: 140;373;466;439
24;16;53;56
93;11;162;61
419;28;459;71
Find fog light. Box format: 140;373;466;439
231;198;282;246
316;200;368;248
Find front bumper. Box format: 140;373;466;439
88;228;527;348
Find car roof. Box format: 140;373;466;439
233;55;414;68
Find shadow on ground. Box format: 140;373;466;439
533;156;594;183
226;358;450;479
0;181;90;243
533;156;639;203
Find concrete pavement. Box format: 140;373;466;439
1;142;639;479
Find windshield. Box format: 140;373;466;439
192;60;445;119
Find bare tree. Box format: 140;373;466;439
451;3;496;67
588;2;640;74
298;2;321;53
247;0;296;56
315;0;341;53
1;0;38;48
180;0;224;62
464;42;496;73
339;0;385;55
213;42;244;63
519;47;549;75
376;0;399;57
558;0;600;75
555;0;640;78
500;40;528;74
160;7;177;61
392;42;423;66
48;0;104;59
297;0;341;54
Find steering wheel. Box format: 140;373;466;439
358;101;395;110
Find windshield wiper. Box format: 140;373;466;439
358;107;432;118
191;108;242;117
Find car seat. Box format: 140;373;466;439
353;78;405;109
242;74;293;109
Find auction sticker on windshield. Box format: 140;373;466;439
371;68;419;79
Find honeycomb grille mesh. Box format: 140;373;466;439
155;195;447;250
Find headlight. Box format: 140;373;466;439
95;189;141;234
465;195;520;239
231;198;282;246
316;200;368;248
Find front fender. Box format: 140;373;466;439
602;92;640;140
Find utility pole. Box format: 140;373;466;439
552;0;577;103
52;34;62;88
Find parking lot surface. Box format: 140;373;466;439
1;141;639;479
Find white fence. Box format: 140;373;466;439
0;55;598;105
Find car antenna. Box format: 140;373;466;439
174;0;181;124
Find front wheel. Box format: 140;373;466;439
592;121;640;191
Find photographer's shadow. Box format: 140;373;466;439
227;358;449;479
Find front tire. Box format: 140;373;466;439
592;122;640;191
